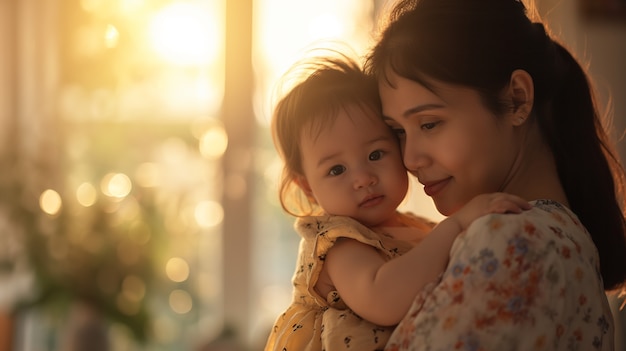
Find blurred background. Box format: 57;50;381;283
0;0;624;350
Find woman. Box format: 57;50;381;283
364;0;626;349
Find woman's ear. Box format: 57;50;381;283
508;69;534;126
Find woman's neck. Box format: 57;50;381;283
506;126;569;206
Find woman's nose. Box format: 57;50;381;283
403;137;429;172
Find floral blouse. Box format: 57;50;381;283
386;200;615;351
264;213;433;351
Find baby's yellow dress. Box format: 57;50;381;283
264;213;432;351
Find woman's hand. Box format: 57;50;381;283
448;192;531;231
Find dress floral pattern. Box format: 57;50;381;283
386;200;614;351
264;213;433;351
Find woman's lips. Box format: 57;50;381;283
423;178;451;197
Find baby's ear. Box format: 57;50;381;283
508;69;534;126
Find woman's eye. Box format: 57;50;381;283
421;121;440;130
393;130;406;145
328;165;345;176
369;150;383;161
390;128;406;139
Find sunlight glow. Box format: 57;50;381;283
80;0;102;13
308;13;344;39
149;2;221;66
120;0;144;14
104;24;120;48
254;0;375;125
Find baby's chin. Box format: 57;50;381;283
355;212;401;228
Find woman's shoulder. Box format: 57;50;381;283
461;199;591;248
447;199;600;279
469;198;577;224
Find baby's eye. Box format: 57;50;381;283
328;165;346;176
369;150;383;161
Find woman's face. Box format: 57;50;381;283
379;71;522;216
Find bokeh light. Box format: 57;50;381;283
199;125;228;160
169;289;193;314
194;200;224;228
165;257;190;283
101;172;133;199
76;182;98;207
40;189;63;216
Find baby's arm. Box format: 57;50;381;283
325;193;530;326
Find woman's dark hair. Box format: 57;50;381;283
364;0;626;290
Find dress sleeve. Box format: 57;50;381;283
295;215;400;306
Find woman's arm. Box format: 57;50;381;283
325;193;530;326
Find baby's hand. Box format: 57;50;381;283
451;193;531;230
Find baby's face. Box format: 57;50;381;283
298;104;409;227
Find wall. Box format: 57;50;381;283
538;0;626;156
